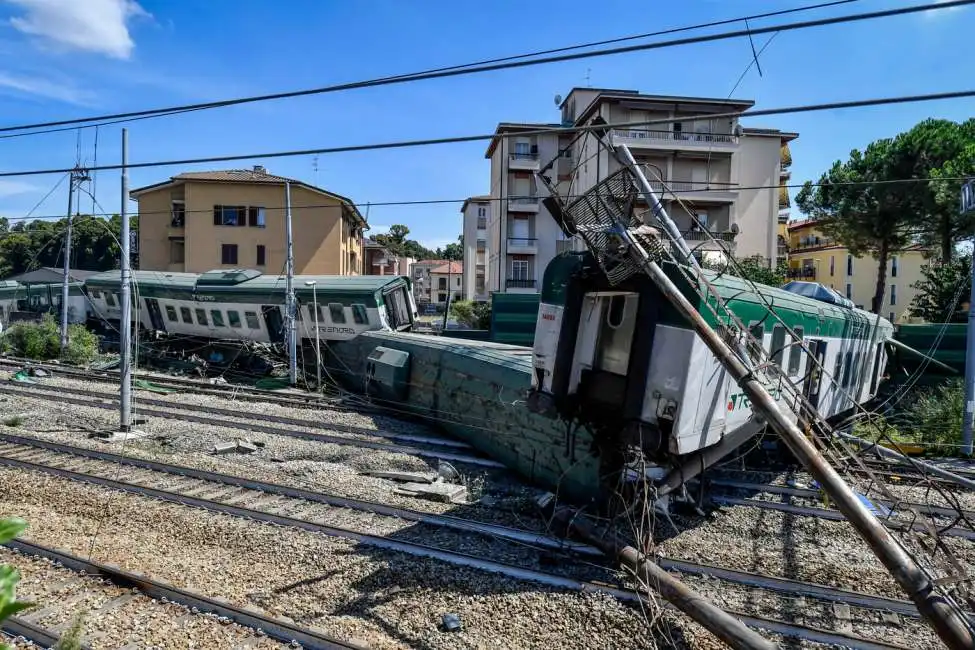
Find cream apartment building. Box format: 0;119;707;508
132;167;366;275
465;88;797;295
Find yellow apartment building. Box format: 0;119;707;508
786;218;931;322
131;166;366;274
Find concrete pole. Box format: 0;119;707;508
285;181;297;386
119;129;132;432
60;171;74;351
962;250;975;456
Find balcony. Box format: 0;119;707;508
791;236;836;252
644;175;738;203
508;152;540;171
787;268;817;280
506;278;537;290
507;237;538;254
682;230;736;242
508;196;540;213
612;129;738;153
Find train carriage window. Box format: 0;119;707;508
328;303;346;324
105;293;117;307
180;306;193;323
787;327;804;376
314;304;326;322
210;310;225;327
244;311;260;329
228;310;242;328
747;323;765;362
842;351;853;387
834;352;843;392
770;325;786;368
165;305;178;322
195;309;208;326
90;289;101;299
352;304;369;325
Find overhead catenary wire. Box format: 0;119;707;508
0;87;974;181
0;0;962;136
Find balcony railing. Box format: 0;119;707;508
681;230;736;242
507;237;537;247
645;178;737;194
791;237;835;251
509;152;539;160
613;129;738;145
506;278;536;288
787;268;817;279
476;218;487;229
510;196;539;204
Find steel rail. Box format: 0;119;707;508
0;449;918;649
0;382;504;467
709;477;975;521
711;495;975;541
2;615;90;650
7;377;472;450
0;431;598;556
3;538;361;650
0;431;947;623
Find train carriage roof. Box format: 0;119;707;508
85;270;410;304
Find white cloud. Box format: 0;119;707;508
0;70;94;105
6;0;149;59
0;179;38;198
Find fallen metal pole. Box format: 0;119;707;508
552;505;776;650
655;418;765;497
888;338;959;376
835;430;975;492
630;250;975;648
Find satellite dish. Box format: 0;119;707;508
554;94;563;106
732;123;744;137
730;223;740;234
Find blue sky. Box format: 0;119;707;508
0;0;971;251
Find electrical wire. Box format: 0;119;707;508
1;88;974;179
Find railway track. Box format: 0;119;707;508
0;380;504;468
1;538;359;649
0;432;932;648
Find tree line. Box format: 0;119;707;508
372;224;462;261
0;215;137;279
796;118;974;316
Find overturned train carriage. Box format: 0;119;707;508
526;252;894;501
83;269;416;343
0;280;87;332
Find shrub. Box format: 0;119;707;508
449;300;491;329
2;416;22;428
0;315;98;365
0;517;31;650
905;379;964;455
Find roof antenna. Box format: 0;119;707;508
585;68;592;88
312;155;319;185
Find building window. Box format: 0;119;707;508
890;284;896;305
846;283;852;299
245;311;260;329
438;277;447;290
221;244;238;265
328;303;346;323
210;310;225;327
846;254;853;276
170;239;185;264
693;210;709;229
476;239;486;251
891;256;898;278
171;202;185;227
477;206;486;217
477;217;487;230
829;256;834;277
510;259;530;280
256;245;266;266
228;310;242;328
213;205;247;226
195;308;208;326
248;207;266;228
180;306;193;323
456;276;461;287
165;305;177;322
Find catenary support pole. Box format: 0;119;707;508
60;171;75;351
627;245;974;648
285;180;297;386
551;504;776;650
962;247;975;457
119;129;132;432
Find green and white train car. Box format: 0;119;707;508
85;269;416;343
529;253;894;463
0;280;87;332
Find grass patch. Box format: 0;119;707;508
2;415;23;427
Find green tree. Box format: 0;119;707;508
0;215;130;279
797;138;917;314
894;119;975;262
0;517;31;650
436;235;463;261
373;224;435;261
909;254;971;322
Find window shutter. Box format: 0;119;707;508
237;207;247;226
213;206;221;225
248;207;257;227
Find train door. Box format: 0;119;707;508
802;340;826;410
145;298;166;332
262;305;285;343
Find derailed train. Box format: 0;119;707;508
0;261;895;504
